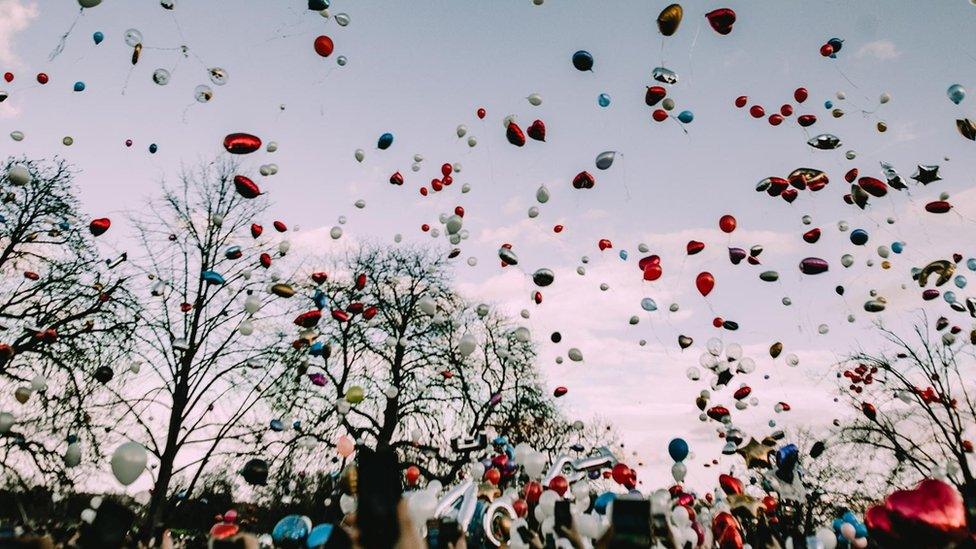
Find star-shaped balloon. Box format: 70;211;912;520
881;161;908;190
912;164;941;185
737;437;774;469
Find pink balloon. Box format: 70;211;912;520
337;435;355;457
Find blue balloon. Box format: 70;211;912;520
307;524;334;548
849;229;868;246
944;291;956;304
149;143;158;154
377;132;394;150
598;93;611;107
667;438;689;462
948;84;966;105
967;258;976;271
677;110;694;123
827;38;844;54
955;275;967;289
270;419;285;432
619;250;628;260
572;50;594;71
201;270;225;285
593;492;616;514
273;515;312;545
640;298;657;312
824;100;833;109
73;81;85;92
891;241;904;254
93;31;104;45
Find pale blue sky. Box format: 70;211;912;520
2;0;976;490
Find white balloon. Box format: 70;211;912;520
65;442;82;467
418;296;437;315
536;185;550;203
523;451;546;478
671;461;687;483
6;165;30;186
456;125;467;138
340;493;357;514
0;412;14;433
459;334;477;356
567;348;583;362
445;215;463;235
111;441;147;486
527;93;543;106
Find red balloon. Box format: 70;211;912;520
389;172;404;185
421;224;430;232
712;317;723;328
611;463;630;484
3;72;12;82
524;481;543;503
223;133;262;154
572;171;595;189
865;479;968;547
512;499;528;517
749;105;765;118
313;35;335;57
686;240;705;255
820;43;834;57
704;8;736;35
779;104;793;117
598;238;613;251
405;466;421;486
553;386;567;397
250;224;263;238
484;468;501;485
477;107;486;119
89;217;111;236
719;474;744;495
643;262;662;281
454;206;465;217
506;122;526;146
734;95;748;108
696;272;715;297
768;114;783;126
925;201;952;214
234;175;260;199
794;87;808;103
645;86;667;106
719;214;737;233
273;220;287;232
797;114;817;127
638;255;661;270
553;224;563;233
548;475;569;496
210;523;240;540
526;119;546;142
652;109;668;122
441;163;453;177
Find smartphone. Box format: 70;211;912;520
517;525;531;544
609;496;651;549
554;500;572;537
439;518;460;547
356;447;402;549
425;519;440;549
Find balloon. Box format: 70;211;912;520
572;50;594;71
595;151;616;170
640;297;657;311
677;110;694;123
272;515;312;545
111;442;147;486
7;165;30;186
657;4;683;36
377;132;394;150
705;8;736;35
850;229;869;245
224;133;262;154
194;85;213;103
808;133;841;149
652;66;678;84
307;524;334;548
696;272;715;296
79;0;102;7
668;438;689;462
337;435;355;457
405;465;421;486
948;84;966;105
241;458;269;485
93;31;104;44
527;93;542;106
719;214;736;233
313;35;334;57
152;68;171;85
598;93;611;107
527;120;545;141
89;218;111;236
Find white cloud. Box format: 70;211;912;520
856;40;901;61
0;0;37;68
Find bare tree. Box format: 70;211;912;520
836;320;976;529
110;159;302;538
266;245;606;485
0;158;133;492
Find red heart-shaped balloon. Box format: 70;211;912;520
527;119;546;142
719;474;744;495
866;479;968;545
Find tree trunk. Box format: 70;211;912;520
140;384;188;542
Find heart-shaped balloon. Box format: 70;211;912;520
527;119;546;142
705;8;736;35
719;474;744;496
865;479;968;546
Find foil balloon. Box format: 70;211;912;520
595;151;616;170
947;84;966;105
657;4;683;36
572;50;594;71
434;480;478;531
705;8;736;35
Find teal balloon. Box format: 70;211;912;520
307;524;334;548
73;81;85;92
824;100;833;109
619;250;628;260
948;84;966;105
668;438;689;462
677;110;694;123
377;132;394;150
967;258;976;271
272;515;312;545
640;298;657;311
955;275;967;289
598;93;611;107
944;291;956;304
93;31;104;44
891;241;904;254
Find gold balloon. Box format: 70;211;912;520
737;437;773;469
339;465;358;494
769;341;783;359
881;260;891;269
657;4;683;36
15;386;31;404
831;108;845;118
917;260;955;287
877;121;887;132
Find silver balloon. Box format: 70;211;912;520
595;151;616;170
434;480;478;531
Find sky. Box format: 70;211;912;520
2;0;976;492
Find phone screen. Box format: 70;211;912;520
357;447;402;549
554;500;572;537
610;497;651;548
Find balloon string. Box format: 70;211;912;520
49;9;82;61
687;19;703;86
832;64;859;90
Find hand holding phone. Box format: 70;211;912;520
609;496;651;549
